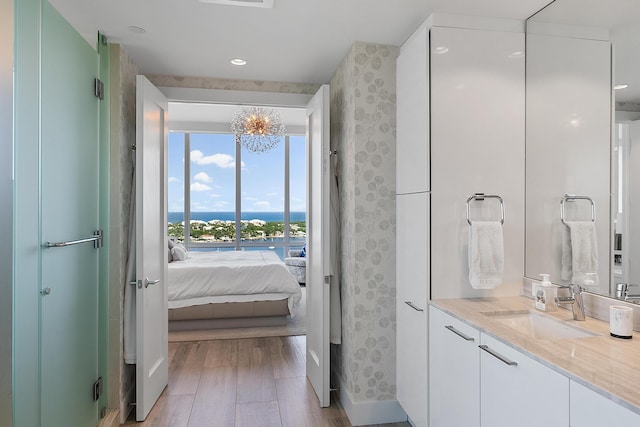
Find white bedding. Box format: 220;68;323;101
168;250;302;316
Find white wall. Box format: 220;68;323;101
430;26;526;299
525;33;611;292
0;0;13;424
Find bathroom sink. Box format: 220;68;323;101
482;310;599;340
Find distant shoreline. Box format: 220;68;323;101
168;211;306;223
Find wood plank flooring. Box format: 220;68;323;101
123;336;410;427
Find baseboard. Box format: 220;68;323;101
119;383;135;424
338;380;407;426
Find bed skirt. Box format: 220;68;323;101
168;299;290;331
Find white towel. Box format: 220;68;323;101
560;224;572;281
563;221;599;286
468;221;504;289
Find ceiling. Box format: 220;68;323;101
48;0;553;85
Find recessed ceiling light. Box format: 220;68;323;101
433;46;449;54
615;84;629;90
230;58;247;66
127;26;146;34
508;51;525;59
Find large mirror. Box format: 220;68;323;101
525;0;640;301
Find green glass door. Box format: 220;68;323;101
40;2;100;425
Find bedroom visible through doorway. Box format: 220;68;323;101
165;102;308;341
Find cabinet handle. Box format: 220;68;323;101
445;325;475;341
404;301;424;312
479;345;518;366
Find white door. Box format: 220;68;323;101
135;75;169;420
306;85;331;407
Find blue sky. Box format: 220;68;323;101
168;133;306;212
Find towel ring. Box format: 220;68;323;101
466;193;505;226
560;194;595;225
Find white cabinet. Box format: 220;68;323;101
396;24;430;424
429;306;480;427
396;23;429;194
430;308;568;427
570;380;640;426
429;25;525;299
429;307;640;427
480;333;569;427
396;193;429;427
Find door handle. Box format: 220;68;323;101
135;277;161;289
144;277;160;289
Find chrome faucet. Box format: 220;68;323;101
554;284;586;321
616;283;640;302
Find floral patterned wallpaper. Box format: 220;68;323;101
147;74;320;94
108;44;138;423
330;42;399;403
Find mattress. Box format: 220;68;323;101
167;250;302;315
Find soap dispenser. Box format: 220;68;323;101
535;274;557;311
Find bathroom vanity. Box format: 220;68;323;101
429;299;640;427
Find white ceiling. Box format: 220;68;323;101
48;0;552;85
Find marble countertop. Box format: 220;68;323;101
430;296;640;415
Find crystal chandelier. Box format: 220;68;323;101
231;106;286;153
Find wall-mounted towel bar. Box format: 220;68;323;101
466;193;505;225
560;194;595;225
44;230;103;249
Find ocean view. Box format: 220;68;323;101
168;212;307;259
168;211;306;223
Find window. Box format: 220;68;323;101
167;132;306;259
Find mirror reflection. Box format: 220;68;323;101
525;0;640;302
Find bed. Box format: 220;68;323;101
167;250;302;331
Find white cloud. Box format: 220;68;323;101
266;192;278;197
209;194;221;198
191;182;212;192
191;150;244;168
254;201;271;208
168;176;179;183
194;172;212;183
244;197;258;201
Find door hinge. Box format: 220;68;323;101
94;78;104;100
93;377;103;401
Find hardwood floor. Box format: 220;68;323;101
123;336;410;427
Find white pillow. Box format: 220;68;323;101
168;237;177;249
171;243;188;261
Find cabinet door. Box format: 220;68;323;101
570;380;640;426
429;307;480;427
396;23;429;194
480;333;569;427
396;193;429;426
430;26;525;299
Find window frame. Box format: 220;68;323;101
170;131;306;258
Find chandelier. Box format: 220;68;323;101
231;106;286;153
